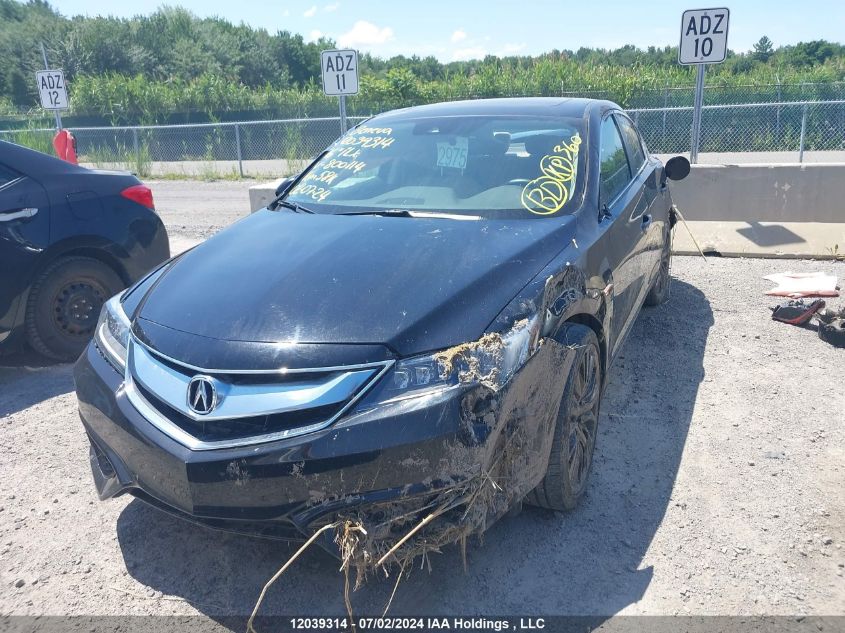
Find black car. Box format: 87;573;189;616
74;98;688;559
0;141;169;360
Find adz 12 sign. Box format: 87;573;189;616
321;49;359;96
36;69;69;110
678;8;730;65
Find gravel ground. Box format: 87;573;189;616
1;193;843;625
149;179;254;244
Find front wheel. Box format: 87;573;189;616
26;256;124;361
527;324;602;511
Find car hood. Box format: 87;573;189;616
135;209;576;357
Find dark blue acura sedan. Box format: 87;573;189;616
74;98;688;557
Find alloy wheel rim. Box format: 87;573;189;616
656;248;670;294
567;346;600;491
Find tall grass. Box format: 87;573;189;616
2;56;842;127
81;142;152;176
2;126;55;154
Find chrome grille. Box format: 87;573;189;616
124;338;392;450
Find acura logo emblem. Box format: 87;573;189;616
187;375;217;415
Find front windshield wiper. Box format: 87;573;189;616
337;209;481;220
275;200;315;214
338;208;413;217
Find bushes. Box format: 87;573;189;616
19;58;838;127
1;65;843;130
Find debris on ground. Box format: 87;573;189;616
768;297;845;348
671;205;708;261
764;272;839;298
770;299;826;325
247;472;508;633
816;307;845;348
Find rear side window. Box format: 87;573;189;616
599;117;630;206
0;164;19;188
614;114;646;176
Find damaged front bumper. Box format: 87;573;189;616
74;331;575;555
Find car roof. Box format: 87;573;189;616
0;139;89;176
372;97;621;121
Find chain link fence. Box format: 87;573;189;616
629;100;845;160
0;116;368;178
562;81;845;108
2;100;844;176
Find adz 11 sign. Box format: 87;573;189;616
321;49;359;96
36;69;68;110
678;8;729;65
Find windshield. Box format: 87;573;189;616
284;115;586;219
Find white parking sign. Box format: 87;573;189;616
678;8;730;65
321;49;359;96
36;69;69;110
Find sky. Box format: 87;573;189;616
50;0;845;62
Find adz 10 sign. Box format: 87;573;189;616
36;69;69;110
678;8;730;65
321;49;359;96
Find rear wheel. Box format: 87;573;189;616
645;229;672;306
26;256;123;361
527;324;602;511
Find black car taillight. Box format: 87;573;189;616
121;184;155;210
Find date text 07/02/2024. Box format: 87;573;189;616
288;618;546;631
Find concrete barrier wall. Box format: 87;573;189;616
670;164;845;223
249;178;286;212
669;163;845;258
248;163;845;258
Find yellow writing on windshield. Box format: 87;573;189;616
303;170;339;185
521;133;582;215
324;157;367;173
289;183;331;201
338;135;394;149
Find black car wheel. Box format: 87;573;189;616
528;324;602;511
26;256;123;361
645;230;672;306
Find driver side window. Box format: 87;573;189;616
614;114;646;176
599;116;631;208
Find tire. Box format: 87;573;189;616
644;229;672;306
26;256;124;361
527;324;602;511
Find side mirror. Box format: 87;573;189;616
275;176;295;197
664;156;691;182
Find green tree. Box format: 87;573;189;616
752;36;774;62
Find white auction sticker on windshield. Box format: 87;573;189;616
436;137;469;169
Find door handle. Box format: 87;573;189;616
0;207;38;222
641;214;652;232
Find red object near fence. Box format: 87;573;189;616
52;129;78;164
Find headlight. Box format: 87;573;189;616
94;295;131;372
383;314;541;399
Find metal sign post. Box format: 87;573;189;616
39;42;63;131
339;95;348;135
678;8;730;163
320;49;359;136
690;64;706;163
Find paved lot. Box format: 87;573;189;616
0;185;843;625
149;180;254;254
